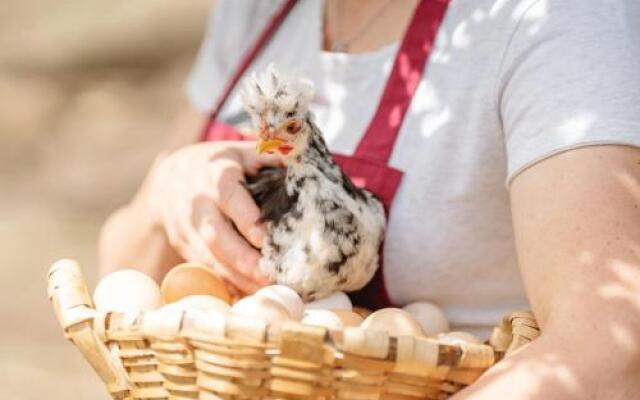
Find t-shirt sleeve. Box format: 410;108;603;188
500;0;640;186
185;0;282;113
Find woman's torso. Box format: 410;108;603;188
188;0;537;334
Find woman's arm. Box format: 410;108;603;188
99;99;276;293
454;145;640;399
98;101;205;282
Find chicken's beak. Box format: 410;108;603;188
256;137;287;154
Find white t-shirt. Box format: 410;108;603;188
187;0;640;334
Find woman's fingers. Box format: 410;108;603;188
192;195;269;290
153;141;281;295
161;186;263;294
222;180;267;248
208;159;267;248
185;233;260;295
177;207;263;295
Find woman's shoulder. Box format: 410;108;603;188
211;0;284;34
204;0;289;60
185;0;282;112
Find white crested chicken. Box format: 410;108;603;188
241;66;386;301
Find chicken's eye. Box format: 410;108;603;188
286;119;301;134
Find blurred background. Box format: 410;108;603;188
0;0;211;397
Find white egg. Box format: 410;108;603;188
163;295;230;313
301;309;364;330
361;308;425;337
402;302;450;337
301;310;344;330
304;292;352;311
94;269;162;312
437;331;482;345
255;285;304;320
230;296;290;324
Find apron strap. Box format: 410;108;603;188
353;0;450;163
200;0;298;141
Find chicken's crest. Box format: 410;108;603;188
241;64;315;125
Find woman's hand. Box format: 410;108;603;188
145;140;281;295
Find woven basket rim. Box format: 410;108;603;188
96;307;505;363
47;259;541;400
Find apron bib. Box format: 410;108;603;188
200;0;450;309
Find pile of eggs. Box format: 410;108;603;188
94;263;481;344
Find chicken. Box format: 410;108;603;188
241;66;386;301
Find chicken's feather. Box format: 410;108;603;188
243;167;297;224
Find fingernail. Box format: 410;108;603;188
249;226;265;247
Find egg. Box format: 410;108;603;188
437;331;482;345
331;310;364;327
304;292;352;311
301;310;344;330
402;302;450;337
361;308;425;337
93;269;162;312
162;295;230;313
230;296;290;324
301;309;364;330
352;306;373;319
161;263;231;304
255;285;304;320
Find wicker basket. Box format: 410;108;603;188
48;259;540;400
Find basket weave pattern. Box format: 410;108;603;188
48;260;540;400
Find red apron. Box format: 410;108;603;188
200;0;450;309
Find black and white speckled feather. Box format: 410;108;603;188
242;65;386;301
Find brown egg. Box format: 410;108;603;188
94;269;162;312
332;310;364;327
161;263;231;304
437;331;482;345
360;308;425;337
230;296;291;324
352;306;373;319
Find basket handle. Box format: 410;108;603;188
489;310;540;355
47;259;132;396
48;259;95;330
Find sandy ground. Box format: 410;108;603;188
0;1;211;398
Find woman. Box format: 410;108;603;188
100;1;640;398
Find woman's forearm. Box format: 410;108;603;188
498;145;640;400
453;324;640;400
98;102;207;281
98;199;182;283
